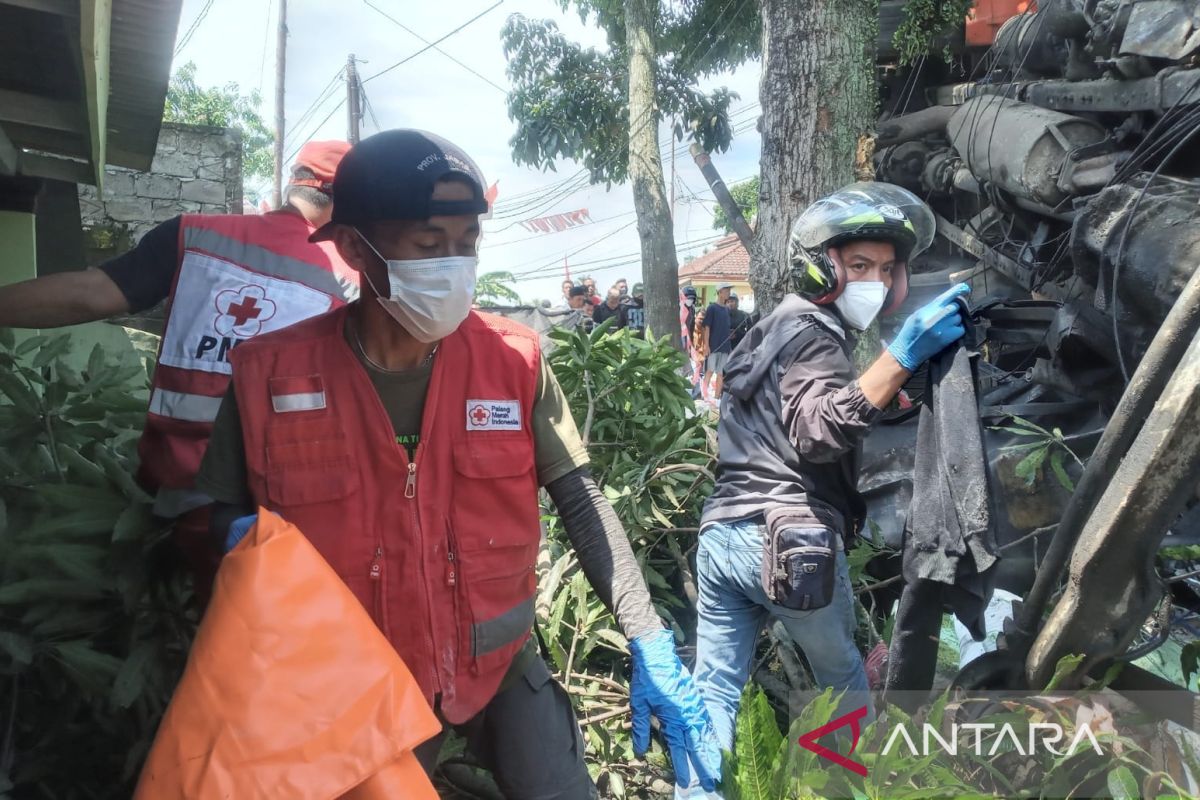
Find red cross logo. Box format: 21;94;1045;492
226;296;262;327
214;285;277;337
470;404;491;426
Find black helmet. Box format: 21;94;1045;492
789;182;935;315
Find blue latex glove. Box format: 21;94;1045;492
224;514;257;553
629;629;722;791
886;283;971;372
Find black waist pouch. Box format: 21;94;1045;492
762;508;839;611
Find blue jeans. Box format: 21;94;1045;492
693;518;871;752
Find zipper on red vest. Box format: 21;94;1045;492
405;462;417;498
369;545;383;581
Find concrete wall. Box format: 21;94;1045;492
78;122;243;265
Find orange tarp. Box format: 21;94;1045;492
135;509;441;799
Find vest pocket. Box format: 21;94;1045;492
264;453;357;506
451;438;539;673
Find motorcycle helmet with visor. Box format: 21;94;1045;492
789;182;935;316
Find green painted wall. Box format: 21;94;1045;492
0;211;37;285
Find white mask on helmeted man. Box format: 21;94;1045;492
833;281;888;330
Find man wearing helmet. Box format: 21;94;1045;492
690;183;970;754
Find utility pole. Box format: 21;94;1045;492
272;0;288;208
690;143;754;248
345;54;360;144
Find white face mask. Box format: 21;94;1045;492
356;229;478;343
834;280;888;330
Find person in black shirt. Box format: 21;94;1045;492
619;282;646;338
593;288;624;329
727;292;751;351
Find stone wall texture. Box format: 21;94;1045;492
78;122;243;265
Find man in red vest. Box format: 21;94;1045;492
196;130;721;798
0;141;357;594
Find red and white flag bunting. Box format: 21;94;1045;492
518;208;592;233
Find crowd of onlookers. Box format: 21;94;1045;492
559;276;646;337
560;277;752;403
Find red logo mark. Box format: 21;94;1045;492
227;297;263;326
469;405;491;426
797;706;868;777
215;285;277;337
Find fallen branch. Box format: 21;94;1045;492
566;671;629;694
581;705;631;726
666;534;699;607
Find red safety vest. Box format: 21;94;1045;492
138;212;357;504
230;305;542;724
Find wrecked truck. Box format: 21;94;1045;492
863;0;1200;702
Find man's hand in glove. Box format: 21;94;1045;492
886;283;971;372
629;629;722;790
224;514;257;553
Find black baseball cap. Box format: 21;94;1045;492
310;129;489;242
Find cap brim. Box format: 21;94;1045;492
308;222;337;243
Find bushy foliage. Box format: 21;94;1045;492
712;176;760;234
0;331;196;798
164;61;274;183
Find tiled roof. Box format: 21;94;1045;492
678;234;750;282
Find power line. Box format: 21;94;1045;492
258;0;275;94
363;1;505;85
285;68;344;140
175;0;215;55
489;101;760;220
482;210;638;249
284;95;346;164
362;0;508;93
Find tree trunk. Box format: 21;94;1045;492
625;0;681;347
750;0;878;313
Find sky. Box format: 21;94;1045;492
171;0;764;304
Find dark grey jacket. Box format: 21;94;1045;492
701;294;882;536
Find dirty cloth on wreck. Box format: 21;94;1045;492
887;301;999;695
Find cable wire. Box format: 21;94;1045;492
362;0;508;93
175;0;215;55
363;2;505;85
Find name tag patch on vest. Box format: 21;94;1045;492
466;400;522;431
159;253;334;375
271;375;327;413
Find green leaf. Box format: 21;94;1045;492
113;503;155;543
0;370;39;410
1014;445;1049;485
1045;653;1087;690
1161;544;1200;560
1050;449;1075;492
14;334;49;357
1181;641;1200;684
732;686;783;800
1107;766;1140;800
593;628;629;653
31;334;72;369
0;631;33;667
112;643;156;709
0;578;110;605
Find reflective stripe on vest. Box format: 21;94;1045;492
149;387;224;423
473;596;535;658
182;225;354;301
